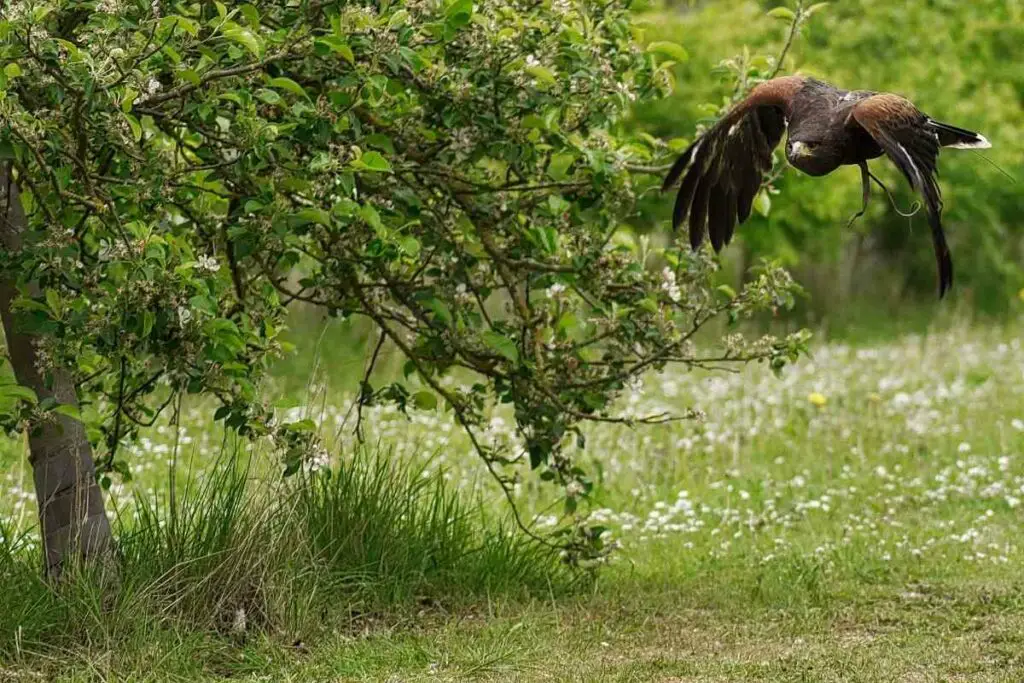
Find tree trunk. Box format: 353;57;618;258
0;165;113;577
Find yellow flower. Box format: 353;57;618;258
808;392;827;407
868;392;882;403
1018;287;1024;303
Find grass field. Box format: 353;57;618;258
4;321;1024;681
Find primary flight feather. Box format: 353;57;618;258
662;76;991;297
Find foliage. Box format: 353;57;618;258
0;0;807;560
632;0;1024;316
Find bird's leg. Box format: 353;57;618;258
867;169;921;218
846;161;872;229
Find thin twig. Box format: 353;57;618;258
354;332;386;444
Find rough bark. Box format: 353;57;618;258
0;164;113;577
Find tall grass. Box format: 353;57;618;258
0;446;565;675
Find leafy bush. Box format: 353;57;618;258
1;0;806;563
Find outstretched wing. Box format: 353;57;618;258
849;94;953;297
662;76;805;252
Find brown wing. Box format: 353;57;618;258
662;76;804;252
849;94;953;297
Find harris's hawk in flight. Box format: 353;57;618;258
662;76;991;297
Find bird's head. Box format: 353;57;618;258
787;139;821;159
785;138;839;177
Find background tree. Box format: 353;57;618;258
633;0;1024;320
0;0;806;572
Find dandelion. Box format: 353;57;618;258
808;392;827;407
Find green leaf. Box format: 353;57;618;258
352;151;392;172
180;69;201;87
365;134;395;154
398;235;421;257
44;289;61;317
556;311;577;333
548;153;576;180
389;9;411;28
525;65;556;85
767;7;796;20
121;88;138;113
0;384;37;405
423;297;452;325
717;284;737;300
268;77;309;100
445;0;474;27
162;15;199;37
294;208;332;226
754;190;772;217
239;3;260;27
412;391;438;410
256;88;282;105
222;23;264;58
52;403;82;421
359;204;384;232
285;418;317;432
3;63;21;79
805;2;830;17
123;113;143;142
315;36;354;64
482;331;519;363
646;41;689;62
142;310;155;337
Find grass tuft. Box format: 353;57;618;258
0;446;565;678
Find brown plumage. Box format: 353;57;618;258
662;76;992;297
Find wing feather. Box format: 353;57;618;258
708;184;732;252
689;176;713;250
850;94;953;297
663;76;803;251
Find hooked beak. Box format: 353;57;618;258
790;141;811;158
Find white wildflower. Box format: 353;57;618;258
546;282;567;299
197;254;221;273
660;267;681;302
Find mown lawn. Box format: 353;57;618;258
4;321;1024;681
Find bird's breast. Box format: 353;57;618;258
787;154;838;177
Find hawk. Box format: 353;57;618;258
662;76;991;297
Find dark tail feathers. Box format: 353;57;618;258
925;119;991;150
